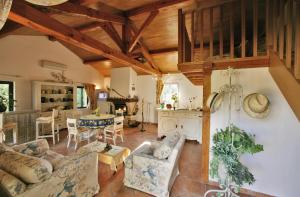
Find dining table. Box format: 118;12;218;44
79;114;115;129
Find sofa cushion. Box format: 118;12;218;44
40;150;64;170
12;139;49;157
153;132;181;159
163;131;180;148
153;143;172;159
0;150;53;184
0;169;26;197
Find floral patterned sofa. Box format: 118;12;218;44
0;139;99;197
124;131;185;197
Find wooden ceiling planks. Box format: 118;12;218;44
51;2;126;24
1;0;194;76
9;0;161;76
128;10;159;52
125;0;191;17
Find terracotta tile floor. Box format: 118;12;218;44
50;124;257;197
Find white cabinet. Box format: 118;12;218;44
159;116;178;134
158;110;202;143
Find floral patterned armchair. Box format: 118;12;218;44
0;139;99;197
124;132;185;197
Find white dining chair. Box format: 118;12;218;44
0;113;5;143
103;116;124;145
36;109;62;145
66;118;91;150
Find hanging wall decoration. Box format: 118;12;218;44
204;68;263;197
0;0;12;31
25;0;68;6
243;93;270;119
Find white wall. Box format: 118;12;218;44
134;73;203;123
136;75;157;123
0;36;104;111
210;68;300;197
110;67;137;98
163;73;203;109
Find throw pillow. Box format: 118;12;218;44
153;143;172;159
0;150;53;184
0;169;26;197
12;139;49;157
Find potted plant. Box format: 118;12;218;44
209;124;263;195
0;95;7;113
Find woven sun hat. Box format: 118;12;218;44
25;0;68;6
206;92;224;113
243;93;270;119
0;0;13;31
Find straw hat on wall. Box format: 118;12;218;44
206;92;225;113
243;93;270;119
0;0;12;30
25;0;68;6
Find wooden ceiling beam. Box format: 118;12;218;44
128;20;160;71
9;1;160;76
212;56;269;70
128;10;159;52
51;2;126;25
125;0;190;17
76;22;101;33
0;21;22;39
83;47;178;64
76;21;124;51
178;56;269;73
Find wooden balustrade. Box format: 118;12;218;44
178;0;300;86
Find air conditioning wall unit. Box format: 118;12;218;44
40;60;68;71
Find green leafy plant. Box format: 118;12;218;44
210;124;263;187
0;89;8;112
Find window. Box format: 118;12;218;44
77;87;88;108
0;81;14;111
160;83;179;105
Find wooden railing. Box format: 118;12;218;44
179;0;270;63
269;0;300;80
178;0;300;86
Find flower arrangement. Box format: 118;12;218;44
171;94;178;103
171;94;178;110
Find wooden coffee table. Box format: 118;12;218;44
79;141;130;172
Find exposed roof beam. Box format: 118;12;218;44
196;0;234;10
212;56;269;70
0;21;22;39
83;47;178;64
128;21;160;71
126;0;190;17
128;10;159;52
101;22;124;52
77;0;99;6
76;22;101;33
76;22;124;51
50;2;126;25
9;1;160;76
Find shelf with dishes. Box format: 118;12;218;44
33;81;77;112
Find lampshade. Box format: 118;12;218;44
25;0;68;6
0;0;12;30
